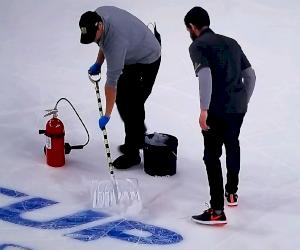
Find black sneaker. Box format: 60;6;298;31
113;154;141;170
225;192;238;206
192;208;227;225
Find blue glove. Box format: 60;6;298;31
88;62;101;75
98;116;110;130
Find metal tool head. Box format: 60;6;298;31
91;178;142;215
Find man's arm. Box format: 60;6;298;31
197;67;212;131
100;42;126;119
104;84;116;117
96;48;105;65
197;67;212;111
242;67;256;103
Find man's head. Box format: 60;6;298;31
79;11;103;44
184;7;210;40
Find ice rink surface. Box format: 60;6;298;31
0;0;300;249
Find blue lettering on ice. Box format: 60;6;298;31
0;187;28;198
0;187;183;245
0;197;106;229
0;244;32;250
66;219;183;244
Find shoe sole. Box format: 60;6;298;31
191;217;227;225
225;194;238;206
226;199;238;206
227;202;238;206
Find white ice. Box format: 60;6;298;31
0;0;300;249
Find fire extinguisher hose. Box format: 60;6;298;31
54;98;90;154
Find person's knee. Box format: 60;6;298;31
224;140;240;153
203;150;222;165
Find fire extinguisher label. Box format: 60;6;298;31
46;136;51;149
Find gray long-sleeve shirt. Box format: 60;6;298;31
197;66;256;110
95;6;161;86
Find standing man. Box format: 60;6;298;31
79;6;161;169
184;7;256;225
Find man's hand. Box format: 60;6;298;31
88;62;101;75
199;110;209;131
98;115;110;130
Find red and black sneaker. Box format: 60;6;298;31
225;192;238;206
191;208;227;225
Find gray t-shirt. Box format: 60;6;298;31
96;6;161;86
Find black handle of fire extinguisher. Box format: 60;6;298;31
64;143;84;155
39;130;46;135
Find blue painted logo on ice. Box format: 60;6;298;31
0;187;183;245
0;244;32;250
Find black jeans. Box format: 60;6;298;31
202;113;245;210
116;57;161;153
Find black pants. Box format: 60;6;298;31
116;57;161;153
202;113;245;210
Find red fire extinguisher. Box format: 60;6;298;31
39;98;90;168
40;109;65;167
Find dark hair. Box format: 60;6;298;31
184;7;210;29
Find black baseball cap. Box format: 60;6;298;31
79;11;102;44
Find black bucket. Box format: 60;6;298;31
143;133;178;176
